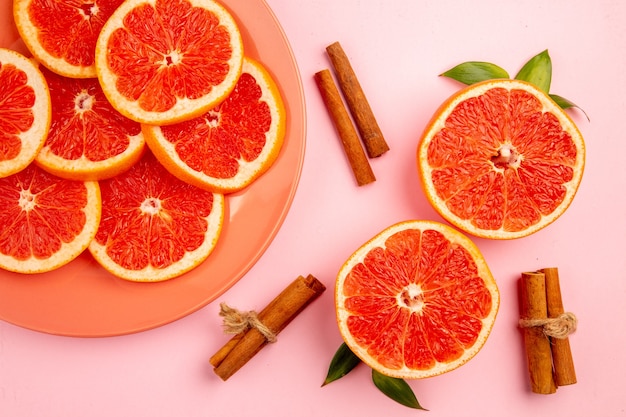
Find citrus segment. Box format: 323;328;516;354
418;79;585;239
95;0;244;124
13;0;124;78
144;57;286;193
0;47;50;178
35;66;145;181
88;151;225;282
336;220;499;379
0;163;101;274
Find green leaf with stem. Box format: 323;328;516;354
515;49;552;93
371;369;427;410
322;343;362;386
550;94;590;121
440;49;587;119
440;61;509;85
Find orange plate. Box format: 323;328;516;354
0;0;306;337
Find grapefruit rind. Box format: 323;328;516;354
335;220;500;379
13;0;99;78
417;79;585;239
88;192;225;282
94;0;244;125
35;132;146;181
0;48;51;178
0;180;101;274
143;57;286;194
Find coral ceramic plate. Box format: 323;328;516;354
0;0;305;337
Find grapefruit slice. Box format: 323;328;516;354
35;66;145;181
0;47;50;178
13;0;124;78
88;151;225;282
417;79;585;239
0;163;101;274
336;220;499;379
143;57;286;193
94;0;244;125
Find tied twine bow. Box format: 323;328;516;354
218;302;277;343
519;312;578;339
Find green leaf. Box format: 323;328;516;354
440;61;509;85
550;94;590;121
371;369;427;410
515;49;552;93
322;343;362;386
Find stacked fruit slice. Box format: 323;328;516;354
0;0;286;281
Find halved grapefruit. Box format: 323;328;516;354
418;79;585;239
336;220;499;379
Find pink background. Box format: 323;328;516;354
1;0;625;416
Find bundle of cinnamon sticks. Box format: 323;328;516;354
210;274;326;381
315;41;389;186
519;267;577;394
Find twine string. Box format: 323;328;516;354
218;302;277;343
519;312;578;339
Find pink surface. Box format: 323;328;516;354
1;0;624;416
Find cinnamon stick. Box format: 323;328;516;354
325;41;389;158
540;267;577;386
519;272;557;394
210;274;326;381
314;69;376;186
